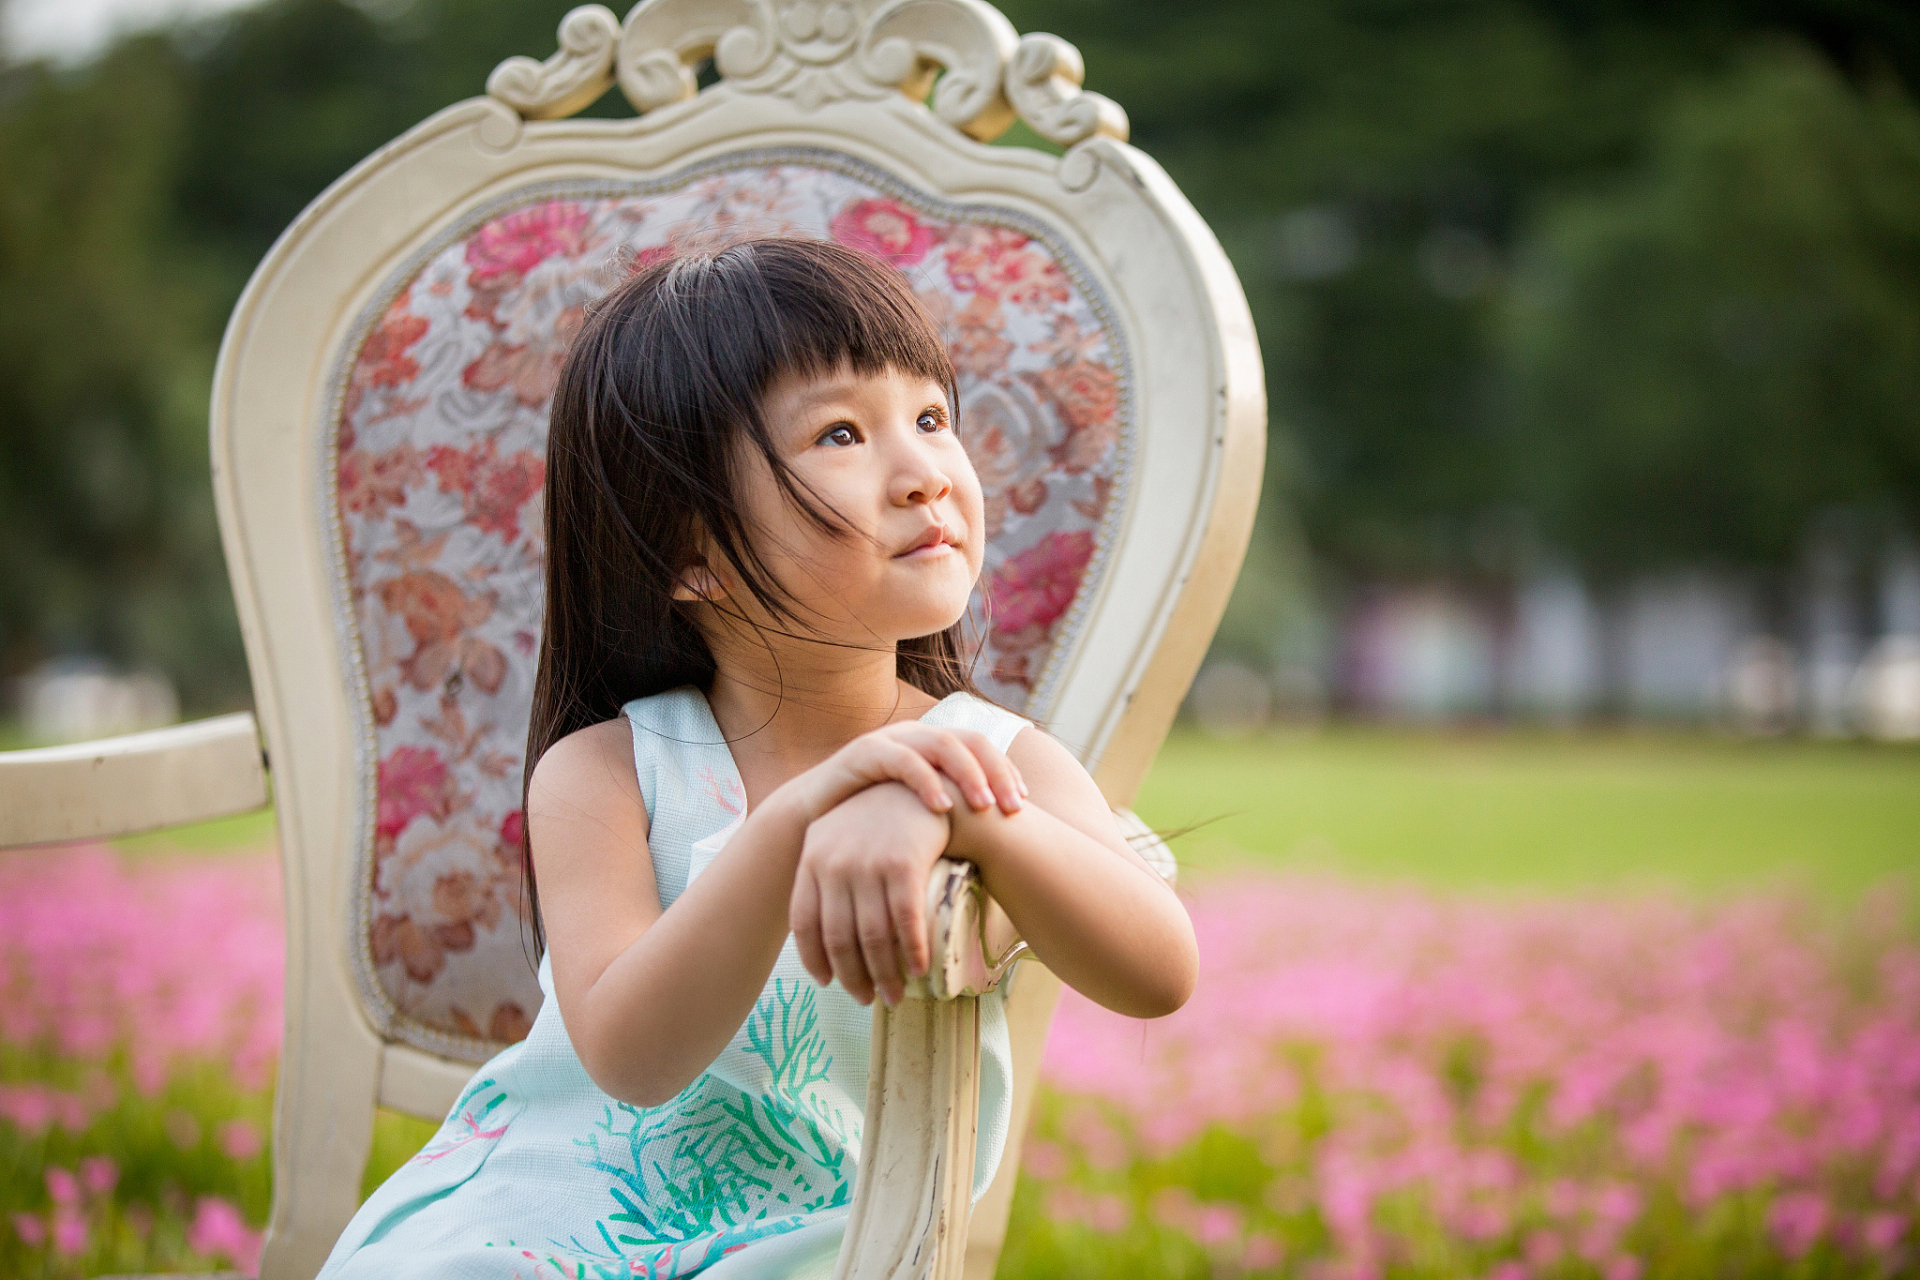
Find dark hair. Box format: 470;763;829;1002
520;236;980;956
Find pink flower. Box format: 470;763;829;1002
1861;1211;1906;1254
12;1213;46;1247
44;1166;78;1205
0;846;283;1092
465;201;592;283
1089;1193;1130;1233
1602;1256;1643;1280
1769;1190;1829;1257
1243;1232;1285;1268
51;1207;87;1257
187;1197;263;1273
830;197;937;266
987;530;1095;637
79;1156;118;1196
1194;1202;1244;1248
221;1119;264;1160
1022;1138;1068;1179
0;1085;56;1135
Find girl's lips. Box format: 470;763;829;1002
895;526;957;557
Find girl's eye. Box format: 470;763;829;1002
917;409;946;434
820;424;859;447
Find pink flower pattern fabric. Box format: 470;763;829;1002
330;157;1129;1056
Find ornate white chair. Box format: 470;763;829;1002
0;2;1262;1276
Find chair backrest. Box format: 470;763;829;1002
208;2;1262;1274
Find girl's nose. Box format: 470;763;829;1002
893;440;953;507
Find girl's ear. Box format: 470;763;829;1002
671;561;729;603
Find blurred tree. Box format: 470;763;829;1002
1502;41;1920;576
0;37;245;707
2;0;1918;709
998;0;1920;583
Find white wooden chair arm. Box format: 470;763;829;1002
916;856;1026;1001
0;713;269;847
835;856;1002;1280
838;813;1171;1279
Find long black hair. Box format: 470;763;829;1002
521;237;981;955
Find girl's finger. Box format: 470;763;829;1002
947;728;1023;814
971;731;1026;814
818;881;872;1004
894;727;994;812
789;869;831;987
873;741;955;814
887;865;929;979
854;882;904;1006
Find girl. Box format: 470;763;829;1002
319;238;1197;1278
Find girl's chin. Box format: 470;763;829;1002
886;599;976;644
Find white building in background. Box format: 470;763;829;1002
16;657;178;744
1282;543;1920;737
1619;574;1755;720
1851;547;1920;740
1341;587;1498;720
1507;569;1603;719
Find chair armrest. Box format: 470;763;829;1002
916;857;1025;1000
917;806;1171;999
0;713;269;847
837;808;1170;1279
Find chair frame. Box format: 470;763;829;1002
0;3;1263;1276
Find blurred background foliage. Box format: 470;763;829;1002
0;0;1916;714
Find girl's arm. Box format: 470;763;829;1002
792;728;1197;1019
953;728;1197;1018
528;717;1022;1108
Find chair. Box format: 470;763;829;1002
0;1;1263;1275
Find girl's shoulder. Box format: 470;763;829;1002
530;714;636;790
917;690;1032;754
525;714;645;848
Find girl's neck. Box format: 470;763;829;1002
703;642;939;800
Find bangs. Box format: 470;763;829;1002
652;238;955;402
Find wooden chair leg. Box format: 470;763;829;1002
833;995;982;1280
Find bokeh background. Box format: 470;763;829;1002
2;0;1918;1277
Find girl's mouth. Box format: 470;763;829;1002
895;526;957;558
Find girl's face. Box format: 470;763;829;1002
695;363;985;650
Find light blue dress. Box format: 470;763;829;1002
319;687;1024;1280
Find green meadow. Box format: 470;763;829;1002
1134;728;1920;900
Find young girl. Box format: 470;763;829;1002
319;238;1197;1278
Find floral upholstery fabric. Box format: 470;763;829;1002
329;151;1131;1058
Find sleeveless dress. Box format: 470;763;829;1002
319;687;1025;1280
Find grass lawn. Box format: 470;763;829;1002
1134;727;1920;900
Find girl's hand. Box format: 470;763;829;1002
789;781;952;1005
785;722;1026;823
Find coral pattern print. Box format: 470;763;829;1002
332;155;1128;1056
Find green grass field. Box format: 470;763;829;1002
1134;728;1920;900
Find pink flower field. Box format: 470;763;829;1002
3;846;1916;1279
